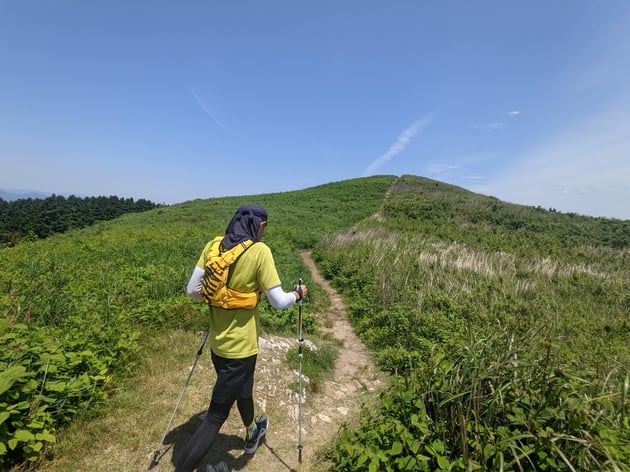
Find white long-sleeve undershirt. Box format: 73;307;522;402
185;266;296;309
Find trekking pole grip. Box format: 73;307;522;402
297;278;303;341
298;278;303;306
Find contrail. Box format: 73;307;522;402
191;89;230;132
363;117;431;176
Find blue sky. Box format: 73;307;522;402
1;1;629;219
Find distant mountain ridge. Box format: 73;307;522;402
0;188;55;201
0;188;91;201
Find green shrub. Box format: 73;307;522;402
328;328;630;471
287;342;339;393
0;315;138;466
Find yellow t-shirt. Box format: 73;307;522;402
196;240;282;359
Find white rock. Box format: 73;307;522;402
318;413;332;423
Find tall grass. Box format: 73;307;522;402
317;225;629;378
317;175;629;470
328;327;629;471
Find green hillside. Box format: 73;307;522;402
1;174;628;470
316;176;629;471
0;176;395;468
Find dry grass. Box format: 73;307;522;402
34;328;308;472
325;228;616;311
331;227;611;285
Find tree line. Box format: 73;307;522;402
0;194;158;246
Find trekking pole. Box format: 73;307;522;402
149;327;211;470
296;278;304;464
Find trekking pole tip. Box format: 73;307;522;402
148;448;162;469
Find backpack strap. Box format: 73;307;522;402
224;239;254;287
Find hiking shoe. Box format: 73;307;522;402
244;415;268;454
205;461;230;472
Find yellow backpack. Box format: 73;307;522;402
200;236;259;309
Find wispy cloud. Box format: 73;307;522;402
191;89;230;132
475;122;504;132
475;110;519;132
363;117;431;176
426;163;460;176
477;102;630;219
473;110;520;132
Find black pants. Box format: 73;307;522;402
175;352;257;472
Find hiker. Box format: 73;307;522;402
177;204;307;472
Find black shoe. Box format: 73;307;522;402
205;461;230;472
244;415;268;454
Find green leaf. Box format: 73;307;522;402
484;444;496;460
0;365;28;396
14;429;35;442
429;439;445;454
0;411;11;425
437;455;450;469
409;439;421;455
7;400;31;412
27;420;44;430
36;432;56;443
30;441;43;452
390;441;403;456
45;380;66;392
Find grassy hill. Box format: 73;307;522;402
1;175;628;470
316;176;629;470
0;176;395;468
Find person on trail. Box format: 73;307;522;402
177;204;307;472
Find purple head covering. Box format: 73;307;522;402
222;204;268;249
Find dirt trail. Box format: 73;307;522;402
37;252;383;472
294;252;385;468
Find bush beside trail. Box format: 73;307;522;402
1;299;139;465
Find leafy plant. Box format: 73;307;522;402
0;312;137;466
328;328;630;471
